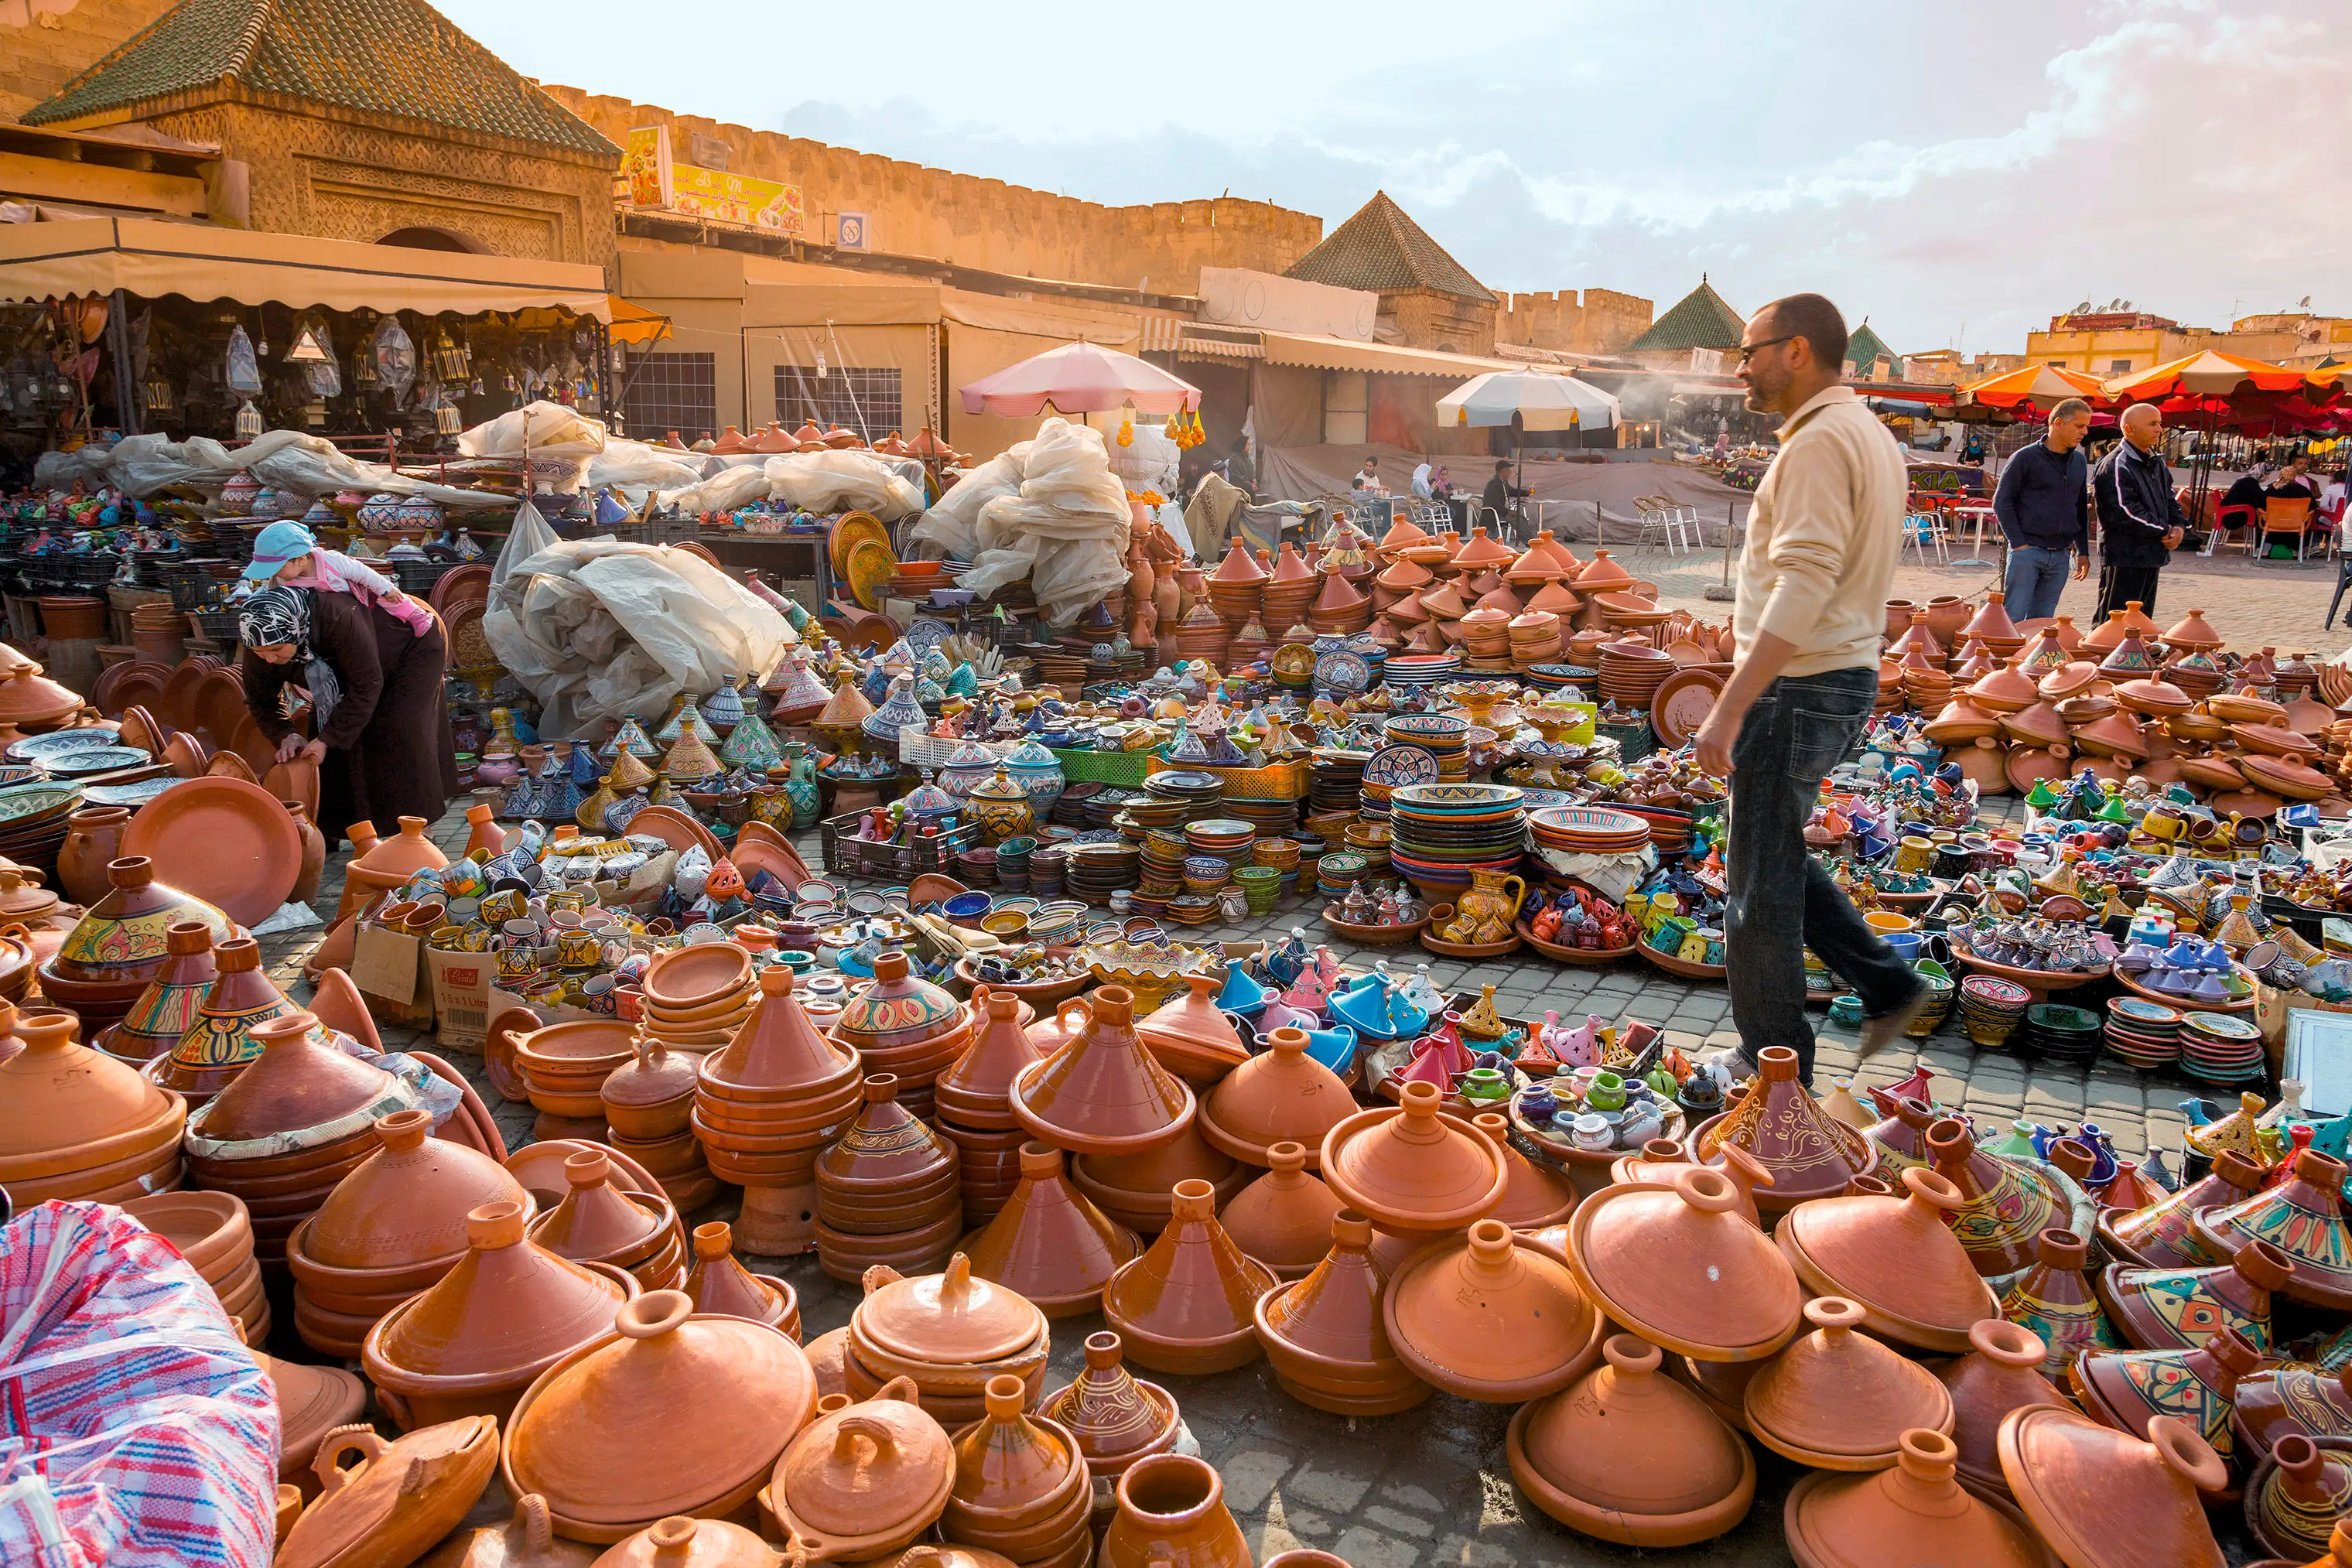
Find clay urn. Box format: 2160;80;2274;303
2098;1148;2265;1269
1101;1454;1250;1568
1926;1117;2080;1278
1134;972;1250;1084
526;1148;685;1293
2068;1326;2263;1463
1997;1227;2124;1376
2095;1239;2290;1355
1785;1426;2054;1568
289;1107;528;1292
1217;1142;1344;1281
1318;1079;1505;1240
2191;1148;2352;1311
960;1141;1140;1317
682;1221;798;1335
145;934;301;1101
1998;1409;2227;1568
362;1201;637;1430
501;1290;819;1544
1251;1208;1427;1416
588;1515;778;1568
1774;1166;1999;1353
56;806;131;906
1101;1178;1278;1376
938;1375;1090;1566
1935;1319;2070;1504
0;1002;185;1205
190;1008;394;1143
1010;986;1197;1157
1382;1218;1602;1402
1038;1330;1180;1493
934;988;1044;1130
413;1492;597;1568
765;1375;952;1563
1567;1166;1804;1361
1506;1331;1753;1549
275;1416;501;1568
1743;1296;1955;1469
2244;1435;2352;1564
1196;1026;1352;1168
1687;1046;1875;1213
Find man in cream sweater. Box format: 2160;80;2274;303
1693;294;1924;1088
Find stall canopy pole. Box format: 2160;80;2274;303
105;289;138;438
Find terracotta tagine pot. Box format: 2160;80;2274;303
1217;1142;1344;1280
1196;1025;1352;1167
187;1006;395;1156
1471;1112;1578;1229
362;1201;638;1431
413;1492;599;1568
46;853;235;989
1100;1454;1250;1568
2190;1148;2352;1311
1508;1331;1753;1548
525;1147;685;1293
1038;1330;1181;1508
764;1375;953;1563
96;918;217;1065
0;1001;186;1207
1135;972;1251;1084
1926;1115;2086;1278
1935;1319;2069;1503
600;1039;700;1143
813;1074;962;1281
1567;1166;1803;1361
1251;1208;1429;1416
1608;1140;1769;1228
588;1515;778;1568
1318;1079;1505;1241
2235;1363;2352;1465
1010;986;1196;1156
1744;1296;1955;1469
2099;1148;2265;1269
1784;1427;2055;1568
959;1140;1140;1317
1998;1227;2124;1376
938;1374;1090;1567
682;1221;798;1335
1380;1217;1602;1402
845;1254;1051;1423
2067;1325;2263;1469
1687;1046;1875;1212
275;1416;501;1568
1998;1409;2227;1568
2097;1238;2292;1354
933;987;1045;1130
1102;1178;1277;1376
501;1290;819;1543
2244;1433;2352;1563
1775;1166;1999;1353
350;814;450;882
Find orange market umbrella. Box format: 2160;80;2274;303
2101;350;2316;404
1963;364;2106;412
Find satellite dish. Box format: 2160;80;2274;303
2301;295;2314;310
2073;301;2094;313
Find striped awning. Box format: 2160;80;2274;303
1175;325;1265;360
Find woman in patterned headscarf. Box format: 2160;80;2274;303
238;581;455;848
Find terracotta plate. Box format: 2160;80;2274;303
429;563;491;621
91;660;173;720
119;774;302;924
159;661;210;731
263;755;322;822
627;805;720;860
1649;668;1726;749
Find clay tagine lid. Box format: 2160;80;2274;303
1933;1318;2067;1502
192;1009;394;1143
855;1252;1046;1366
1197;1026;1353;1168
2066;1326;2261;1455
683;1221;794;1330
299;1109;529;1272
1743;1296;1954;1466
602;1039;699;1110
1998;1409;2227;1568
1136;972;1250;1083
528;1148;665;1262
1691;1045;1875;1208
1776;1166;1999;1352
934;988;1044;1118
1784;1427;2052;1568
1565;1167;1803;1362
1473;1113;1578;1228
961;1142;1138;1313
51;855;236;982
1383;1219;1601;1401
768;1375;952;1554
1219;1143;1345;1279
593;1515;777;1568
1506;1332;1753;1548
706;967;856;1091
0;1003;182;1182
833;950;963;1054
948;1373;1079;1517
1038;1330;1178;1468
1318;1080;1504;1235
2095;1239;2292;1354
504;1290;818;1533
362;1200;634;1397
1010;985;1196;1157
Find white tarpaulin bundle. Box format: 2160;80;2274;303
32;429;508;508
653;447;925;520
481;533;791;740
908;417;1130;625
456;401;607;461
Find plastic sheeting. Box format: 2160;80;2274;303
481;538;791;740
456;401;606;462
32;429;509;509
908;417;1131;626
653;447;925;520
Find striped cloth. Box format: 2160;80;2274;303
0;1202;279;1566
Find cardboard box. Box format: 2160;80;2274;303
426;948;495;1050
350;921;433;1028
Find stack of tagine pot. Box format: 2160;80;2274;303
692;967;864;1255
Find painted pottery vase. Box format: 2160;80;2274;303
1999;1227;2125;1377
966;769;1036;846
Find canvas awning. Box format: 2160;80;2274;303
1260;330;1527;379
0;216;612;319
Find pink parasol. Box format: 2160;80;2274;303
959;341;1202;417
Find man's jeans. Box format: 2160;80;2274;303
2003;545;2073;620
1724;666;1921;1086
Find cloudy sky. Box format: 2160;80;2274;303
446;0;2340;357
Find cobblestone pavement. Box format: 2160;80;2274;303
258;807;2267;1566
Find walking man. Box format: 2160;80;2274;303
2094;403;2187;620
1692;295;1923;1088
1992;398;2092;619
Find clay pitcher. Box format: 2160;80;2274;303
1453;869;1526;946
286;801;327;905
463;802;504;859
57;807;130;905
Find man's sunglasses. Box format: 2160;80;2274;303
1736;334;1796;365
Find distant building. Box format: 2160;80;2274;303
1845;320;1899;381
1618;275;1747;371
1281;190;1499;356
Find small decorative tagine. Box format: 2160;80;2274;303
1742;1296;1955;1470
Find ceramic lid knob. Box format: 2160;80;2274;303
467;1200;528;1249
693;1221;734;1261
108;855;155;889
1967;1317;2049;1371
565;1149;611;1190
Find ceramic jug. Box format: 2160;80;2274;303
1451;868;1526;945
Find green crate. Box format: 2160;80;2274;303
1050;747;1153;787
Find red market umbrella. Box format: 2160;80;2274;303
959;341;1202;418
1962;364;2107;412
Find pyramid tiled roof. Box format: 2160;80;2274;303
1845;319;1899;373
1284;191;1492;302
1622;275;1748;354
24;0;617;160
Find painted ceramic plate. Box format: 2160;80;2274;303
1362;744;1441;790
7;726;120;763
1390;782;1525;812
845;539;896;612
0;782;82;824
1649;668;1727;749
829;511;891;578
45;746;152;777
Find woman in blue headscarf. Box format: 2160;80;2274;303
238;581;455;847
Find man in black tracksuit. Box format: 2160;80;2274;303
2092;403;2188;620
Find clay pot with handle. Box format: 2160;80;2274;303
56;807;130;906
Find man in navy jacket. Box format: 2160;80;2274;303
2093;404;2187;620
1991;398;2091;618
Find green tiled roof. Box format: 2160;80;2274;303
1846;319;1898;371
1284;191;1492;302
1622;275;1747;354
24;0;617;160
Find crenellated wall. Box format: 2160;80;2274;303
1497;287;1655;356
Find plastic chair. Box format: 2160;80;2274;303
1635;499;1693;555
2201;501;2261;557
2259;497;2314;561
1904;508;1950;566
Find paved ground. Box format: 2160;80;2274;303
258;801;2274;1566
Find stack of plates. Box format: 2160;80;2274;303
0;780;87;877
1957;975;2032;1049
1137;830;1189;893
1382;652;1461;689
1026;902;1089;944
1065;842;1140;907
2017;1003;2102;1061
1615;804;1695;856
1597;642;1676;709
1120;792;1189;830
2179;1010;2265;1084
1308;751;1368;816
1313;850;1369;898
1221;799;1298;840
1050;784;1099;827
1084;789;1140;830
2103;997;2183;1070
1185;818;1256;867
1385;782;1528;901
1383;713;1470;779
1523;664;1595;695
1359;743;1439;821
1143;769;1226;825
1529;804;1650;856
